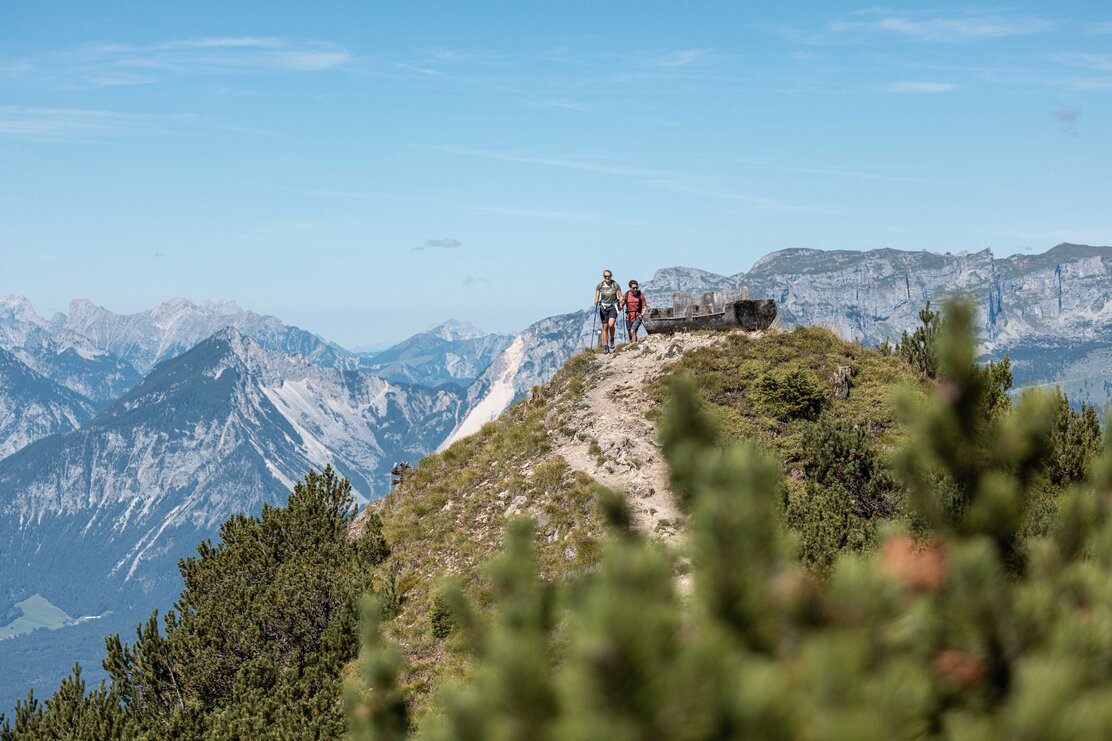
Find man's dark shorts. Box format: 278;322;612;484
627;315;643;334
599;305;618;323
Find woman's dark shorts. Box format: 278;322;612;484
599;305;618;322
627;315;643;334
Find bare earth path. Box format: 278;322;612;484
549;331;738;541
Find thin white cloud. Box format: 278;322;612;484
433;146;830;213
179;37;285;49
430;146;661;177
427;49;508;65
831;10;1056;42
881;81;959;93
4;36;351;88
392;62;442;77
652;49;712;67
456;203;599;221
1051;52;1112;72
734;158;920;183
645;178;838;214
523;99;599;113
1054;77;1112;91
0;106;130;138
0;106;279;141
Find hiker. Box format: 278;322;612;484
594;269;622;353
624;279;648;343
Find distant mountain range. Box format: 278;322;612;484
0;329;462;622
0;296;142;408
1;241;1110;711
0;298;506;458
360;319;514;388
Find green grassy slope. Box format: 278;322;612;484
364;352;606;715
0;595;72;640
362;327;929;721
651;326;929;476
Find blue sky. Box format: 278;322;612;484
2;1;1110;346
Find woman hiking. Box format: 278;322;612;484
594;269;622;353
624;279;648;344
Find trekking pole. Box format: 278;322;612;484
590;305;597;350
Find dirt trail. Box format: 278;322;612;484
550;332;738;541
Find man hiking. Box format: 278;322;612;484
594;269;622;353
624;279;648;344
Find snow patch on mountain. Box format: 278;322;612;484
441;334;525;448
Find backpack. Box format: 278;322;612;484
625;290;646;315
597;280;620;308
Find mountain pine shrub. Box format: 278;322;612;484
1045;388;1103;487
801;416;895;519
2;466;389;739
351;300;1112;740
751;366;827;422
896;302;940;378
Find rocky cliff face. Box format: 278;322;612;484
742;248;998;342
0;349;95;459
739;244;1112;405
736;244;1112;352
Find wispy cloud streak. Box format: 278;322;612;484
769;10;1056;45
433;146;830;213
0;106;132;138
1051;52;1112;72
430;146;661;177
881;81;959;93
734;158;920;183
3;37;351;88
831;10;1056;42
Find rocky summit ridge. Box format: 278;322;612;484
447;243;1112;443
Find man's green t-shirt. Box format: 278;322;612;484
597;280;620;308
